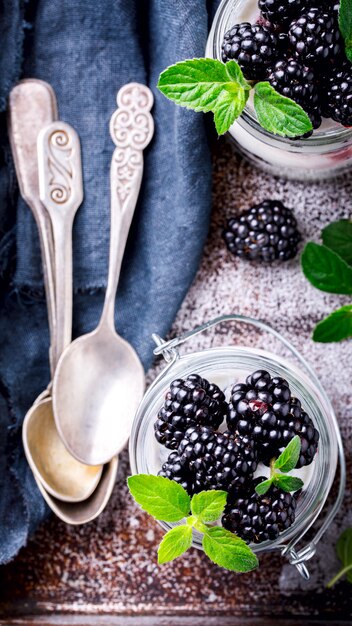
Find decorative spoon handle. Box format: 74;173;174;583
37;121;83;367
99;83;154;331
8;80;58;373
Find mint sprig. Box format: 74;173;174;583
254;82;312;138
191;490;227;523
128;475;258;572
327;528;352;587
313;305;352;343
157;58;312;138
274;435;301;473
158;524;193;564
255;435;304;495
301;219;352;343
203;526;258;572
301;243;352;295
157;59;251;135
322;219;352;266
339;0;352;63
127;474;191;521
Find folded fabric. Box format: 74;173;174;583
0;0;219;563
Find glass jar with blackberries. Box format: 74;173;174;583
129;315;345;579
206;0;352;181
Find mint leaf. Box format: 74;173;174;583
322;219;352;266
301;243;352;295
191;490;227;523
275;475;304;493
127;475;190;522
337;528;352;583
313;305;352;343
255;478;273;496
339;0;352;63
157;524;193;564
327;528;352;587
274;435;301;473
254;82;312;138
202;526;258;572
157;58;250;135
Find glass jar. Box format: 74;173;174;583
205;0;352;181
129;315;345;579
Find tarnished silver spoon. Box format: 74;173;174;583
8;82;103;503
24;119;103;502
10;81;118;522
53;83;154;466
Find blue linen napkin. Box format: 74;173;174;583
0;0;220;563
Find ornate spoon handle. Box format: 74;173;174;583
37;121;83;367
99;83;154;331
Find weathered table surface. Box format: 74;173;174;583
0;138;351;625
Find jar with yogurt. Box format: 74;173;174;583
206;0;352;181
129;315;345;578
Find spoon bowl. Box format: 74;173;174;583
23;398;103;502
53;326;145;465
34;455;118;525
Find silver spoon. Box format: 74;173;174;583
23;397;103;502
8;80;57;370
34;454;118;525
9;82;117;521
53;83;154;466
8;86;103;502
26;119;103;501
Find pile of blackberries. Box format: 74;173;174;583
155;369;319;544
221;1;352;133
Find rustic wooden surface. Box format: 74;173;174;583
0;139;351;625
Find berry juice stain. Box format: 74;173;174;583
249;399;268;414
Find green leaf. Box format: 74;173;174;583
336;528;352;583
157;58;250;135
191;490;227;523
157;524;193;564
202;526;258;573
255;478;273;496
322;219;352;266
253;82;312;138
313;305;352;343
339;0;352;63
127;475;191;522
274;435;301;473
275;475;304;493
301;243;352;295
327;528;352;587
337;528;352;567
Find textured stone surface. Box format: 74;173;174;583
0;138;351;622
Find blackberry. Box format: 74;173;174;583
268;59;322;135
158;451;194;494
323;62;352;126
289;9;342;67
223;200;301;263
154;374;228;450
221;22;278;80
222;477;298;543
258;0;305;26
177;426;258;494
306;108;323;133
227;369;320;467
